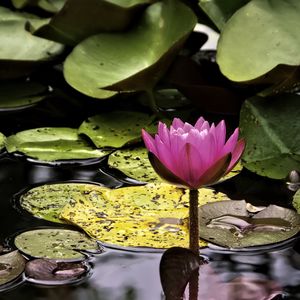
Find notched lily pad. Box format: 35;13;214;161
19;182;107;224
0;251;26;287
25;259;89;285
60;183;230;249
79;111;156;148
6;127;110;162
108;146;161;183
14;228;101;260
199;200;300;248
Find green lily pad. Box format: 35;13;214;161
0;7;64;79
240;95;300;179
78;111;156;148
199;200;300;248
198;0;250;30
63;0;197;98
217;0;300;82
0;251;26;286
6;127;110;162
60;183;230;249
33;0;154;46
293;190;300;214
14;228;100;260
108;146;161;183
19;182;108;223
12;0;66;13
0;132;6;151
108;147;242;184
0;80;49;110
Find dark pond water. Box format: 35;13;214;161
0;155;300;300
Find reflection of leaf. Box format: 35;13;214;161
34;0;155;45
6;127;110;162
60;183;229;249
0;7;64;79
14;228;100;260
199;200;300;248
0;251;26;286
240;95;300;179
64;0;197;98
79;111;156;148
217;0;300;82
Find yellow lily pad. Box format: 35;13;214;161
60;183;230;249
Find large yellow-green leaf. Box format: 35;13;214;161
0;132;6;151
78;111;156;148
33;0;155;45
60;183;230;249
217;0;300;82
19;183;107;224
63;0;197;98
6;127;110;162
0;7;64;79
14;228;100;260
240;95;300;179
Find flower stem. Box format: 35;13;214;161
189;188;199;300
189;189;199;255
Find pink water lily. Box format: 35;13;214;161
142;117;245;189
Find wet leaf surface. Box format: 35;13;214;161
6;127;110;162
63;0;197;98
240;95;300;179
25;259;89;284
79;111;156;148
0;251;26;286
199;200;300;248
14;228;100;260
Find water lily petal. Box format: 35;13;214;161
158;122;171;147
172;118;185;130
215;120;226;153
226;138;246;173
182;122;194;133
222;128;239;155
142;129;158;156
194;117;205;130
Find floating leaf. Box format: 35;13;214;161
198;0;250;30
217;0;300;82
33;0;155;45
293;190;300;214
60;183;230;249
108;146;161;183
63;0;197;98
0;251;26;286
79;111;156;148
25;259;89;285
11;0;66;13
199;200;300;248
19;182;107;224
0;7;64;79
0;80;49;111
6;127;110;162
14;228;100;260
240;95;300;179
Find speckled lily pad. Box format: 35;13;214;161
19;182;107;224
6;127;110;162
0;251;26;287
199;200;300;248
14;228;100;260
78;111;156;148
60;183;230;249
